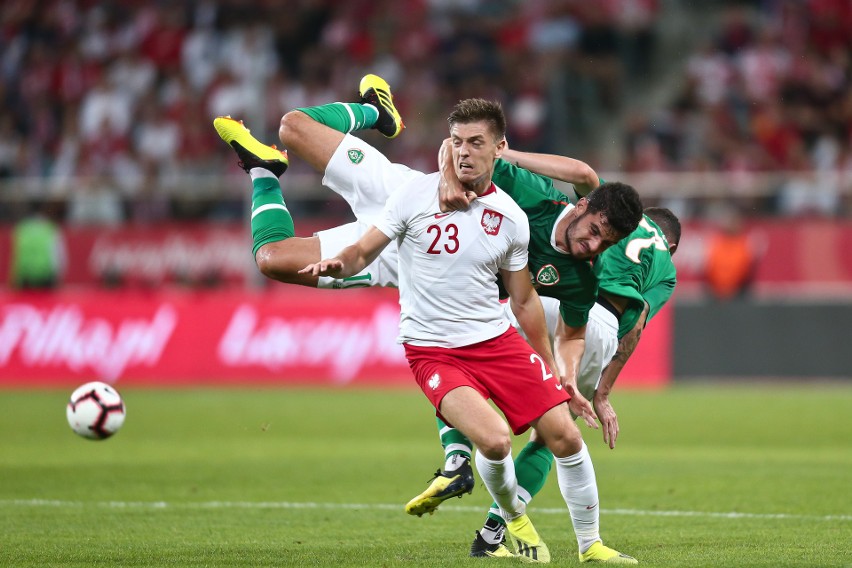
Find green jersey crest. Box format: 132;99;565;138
347;148;365;164
536;265;560;286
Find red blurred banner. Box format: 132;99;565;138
0;288;671;389
2;219;852;289
673;218;852;289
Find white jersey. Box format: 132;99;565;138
374;172;530;348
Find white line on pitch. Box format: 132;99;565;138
2;499;849;522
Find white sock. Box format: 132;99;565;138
249;167;277;180
444;453;469;472
554;442;601;552
475;450;525;519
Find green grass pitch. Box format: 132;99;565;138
1;383;850;567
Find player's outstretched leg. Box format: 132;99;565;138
214;116;289;176
404;460;474;517
358;74;405;138
278;73;404;174
214;116;322;287
505;513;550;563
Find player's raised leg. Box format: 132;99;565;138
278;73;404;173
213;116;322;286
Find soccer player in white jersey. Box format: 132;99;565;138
213;75;639;563
296;98;610;563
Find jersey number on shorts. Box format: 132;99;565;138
426;224;460;254
529;353;562;390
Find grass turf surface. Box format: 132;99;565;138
1;384;850;567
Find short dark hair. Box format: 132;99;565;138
644;206;681;246
447;98;506;142
584;182;643;238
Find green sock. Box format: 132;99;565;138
297;102;379;134
487;441;553;525
435;418;473;459
437;417;473;461
250;174;294;256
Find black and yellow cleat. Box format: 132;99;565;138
358;74;405;139
213;116;289;177
404;461;475;517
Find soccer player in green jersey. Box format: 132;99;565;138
213;74;643;564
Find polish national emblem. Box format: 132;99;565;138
536;264;560;286
428;373;441;390
347;148;365;164
481;209;503;235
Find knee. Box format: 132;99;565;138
477;431;513;460
543;424;584;458
278;110;306;147
254;245;277;279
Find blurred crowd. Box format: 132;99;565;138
627;0;852;216
0;0;850;226
0;0;657;225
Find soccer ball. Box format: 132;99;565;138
66;381;126;440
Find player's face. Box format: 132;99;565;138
449;122;504;189
564;207;622;259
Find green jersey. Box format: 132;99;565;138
492;159;600;328
599;215;677;338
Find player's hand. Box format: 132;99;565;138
567;386;599;430
593;392;619;449
438;138;474;211
298;259;344;277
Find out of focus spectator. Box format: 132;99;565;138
703;204;764;300
9;202;66;289
66;173;124;226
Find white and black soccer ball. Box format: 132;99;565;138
66;381;126;440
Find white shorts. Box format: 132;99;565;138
503;298;619;400
315;134;424;289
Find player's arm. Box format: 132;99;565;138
501;147;601;197
595;274;674;445
554;318;598;429
595;300;649;450
500;266;559;379
299;226;391;278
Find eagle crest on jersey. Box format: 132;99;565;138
536;264;560;286
481;209;504;235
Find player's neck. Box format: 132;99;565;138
465;178;495;197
